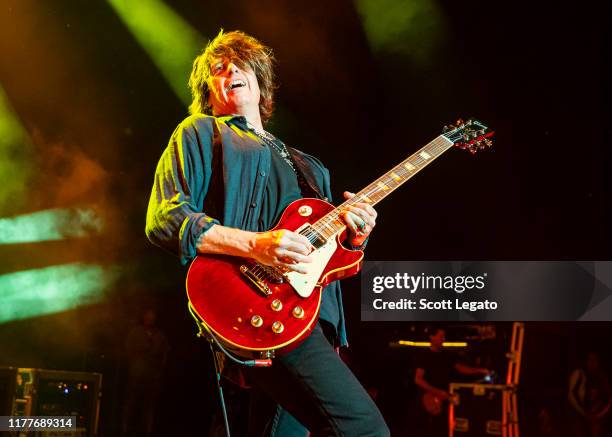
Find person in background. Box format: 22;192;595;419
121;307;169;437
568;352;611;437
414;326;490;436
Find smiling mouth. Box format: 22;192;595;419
226;79;246;92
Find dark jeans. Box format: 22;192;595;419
244;322;390;437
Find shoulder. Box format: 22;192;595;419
175;113;218;138
415;349;431;366
290;148;327;171
291;148;331;188
569;368;584;382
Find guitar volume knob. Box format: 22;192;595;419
271;321;284;334
292;306;304;319
270;299;283;311
251;315;263;328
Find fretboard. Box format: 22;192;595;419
310;135;454;240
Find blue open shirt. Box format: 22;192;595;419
146;114;349;346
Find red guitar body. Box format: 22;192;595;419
186;198;363;358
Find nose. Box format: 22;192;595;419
226;62;240;75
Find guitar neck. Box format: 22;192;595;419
312;135;454;239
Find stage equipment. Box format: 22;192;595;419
0;367;102;436
449;322;524;437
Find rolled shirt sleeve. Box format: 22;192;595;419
146;117;220;265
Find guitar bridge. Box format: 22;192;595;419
240;264;282;296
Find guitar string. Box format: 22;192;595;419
299;136;452;242
307;126;489;238
311;136;453;237
253;131;471;275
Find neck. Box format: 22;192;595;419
213;105;263;130
236;105;263;131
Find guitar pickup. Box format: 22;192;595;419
240;265;273;296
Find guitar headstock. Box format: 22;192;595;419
442;118;494;154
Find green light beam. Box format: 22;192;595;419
107;0;205;104
0;207;102;244
356;0;446;65
0;263;117;324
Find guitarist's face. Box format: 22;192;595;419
207;57;261;118
430;329;445;350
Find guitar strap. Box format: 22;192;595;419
204;120;225;222
286;146;326;200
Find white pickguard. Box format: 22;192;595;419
285;235;338;298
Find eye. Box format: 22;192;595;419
212;62;224;73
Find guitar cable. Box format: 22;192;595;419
188;302;273;367
187;302;275;437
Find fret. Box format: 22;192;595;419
312;135;454;242
376;181;390;191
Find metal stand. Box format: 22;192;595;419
449;322;525;437
188;303;232;437
187;302;274;437
209;342;231;437
504;322;524;437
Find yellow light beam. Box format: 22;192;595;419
398;340;468;347
0;85;33;214
106;0;205;104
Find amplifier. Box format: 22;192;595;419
0;367;102;437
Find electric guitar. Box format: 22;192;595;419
422;391;460;416
186;119;494;359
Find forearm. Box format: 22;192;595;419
456;363;487;375
568;393;585;416
415;377;444;395
196;224;256;258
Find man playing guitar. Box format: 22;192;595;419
145;30;389;436
414;326;490;435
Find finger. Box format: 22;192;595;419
278;259;309;274
281;238;312;256
346;207;370;228
277;248;313;264
347;206;376;228
341;210;362;234
284;231;313;252
351;202;377;219
343;191;356;200
274;230;310;252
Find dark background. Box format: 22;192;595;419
0;1;609;435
